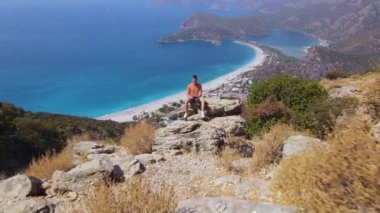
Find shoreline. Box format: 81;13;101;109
98;41;267;123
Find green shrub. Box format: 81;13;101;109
0;101;129;176
15;117;64;153
158;104;175;113
244;101;291;136
292;97;358;139
325;71;349;80
248;75;328;112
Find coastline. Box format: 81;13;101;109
98;41;267;123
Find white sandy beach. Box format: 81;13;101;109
98;41;267;122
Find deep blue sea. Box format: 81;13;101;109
0;0;320;118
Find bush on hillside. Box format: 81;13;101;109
0;102;129;176
15;117;65;154
85;178;177;213
325;71;349;80
292;97;358;139
244;101;291;136
248;75;327;112
120;122;155;155
272;117;380;212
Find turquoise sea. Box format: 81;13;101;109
0;0;320;118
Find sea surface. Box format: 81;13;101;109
0;0;320;117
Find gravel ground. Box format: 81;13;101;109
142;152;228;200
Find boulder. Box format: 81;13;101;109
135;153;165;166
164;98;241;120
0;175;43;200
73;141;102;155
282;135;321;158
213;175;241;186
154;121;224;153
45;158;123;195
208;116;245;136
372;122;380;141
1;198;56;213
74;141;115;156
207;98;242;117
111;156;146;178
154;116;246;153
176;197;297;213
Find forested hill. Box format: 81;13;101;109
0;102;130;176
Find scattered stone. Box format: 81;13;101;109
282;135;321;158
0;175;43;200
234;180;257;197
65;192;78;202
176;197;297;213
213;175;241;186
265;167;278;180
234;179;271;198
169;150;184;156
372;122;380;141
330;86;361;98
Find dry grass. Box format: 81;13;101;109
216;147;242;174
251;124;305;171
272;116;380;212
25;144;74;179
225;135;253;157
67;133;92;143
85;178;177;213
321;70;380;104
120;122;155;155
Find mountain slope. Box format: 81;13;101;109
0;102;130;176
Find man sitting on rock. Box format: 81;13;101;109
184;75;206;120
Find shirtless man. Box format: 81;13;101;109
183;75;205;120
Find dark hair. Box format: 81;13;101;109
192;75;198;79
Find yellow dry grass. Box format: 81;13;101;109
251;124;304;171
272;116;380;212
321;70;380;104
25;144;74;179
120;122;155;155
85;178;177;213
67;133;92;143
216;147;242;174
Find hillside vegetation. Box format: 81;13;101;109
1;70;379;212
0;102;130;176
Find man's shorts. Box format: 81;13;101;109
190;97;201;105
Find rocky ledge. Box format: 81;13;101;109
0;98;310;213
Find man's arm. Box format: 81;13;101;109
198;85;203;98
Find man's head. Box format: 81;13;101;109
192;75;198;84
